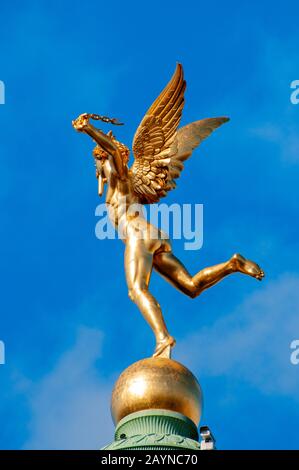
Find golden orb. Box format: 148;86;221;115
111;357;203;426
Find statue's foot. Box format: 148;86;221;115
153;335;176;358
231;253;265;281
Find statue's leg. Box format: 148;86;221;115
154;252;264;298
125;240;175;356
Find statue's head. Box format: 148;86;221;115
93;146;108;196
93;145;109;161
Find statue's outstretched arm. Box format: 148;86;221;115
72;113;127;181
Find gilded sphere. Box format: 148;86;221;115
111;357;202;426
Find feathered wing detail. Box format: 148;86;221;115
130;64;229;203
130;63;186;203
167;117;230;185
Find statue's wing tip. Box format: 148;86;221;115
173;62;184;75
213;116;230;127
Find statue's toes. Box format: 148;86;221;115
255;269;265;281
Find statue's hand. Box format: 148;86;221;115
72;113;91;132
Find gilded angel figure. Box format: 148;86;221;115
73;64;264;357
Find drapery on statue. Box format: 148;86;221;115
72;64;264;358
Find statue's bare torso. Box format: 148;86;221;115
104;161;170;253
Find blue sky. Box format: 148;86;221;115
0;0;299;449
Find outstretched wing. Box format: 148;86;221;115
130;64;229;203
130;63;186;203
167;115;229;177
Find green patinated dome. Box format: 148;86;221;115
103;409;201;451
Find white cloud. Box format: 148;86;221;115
176;274;299;398
23;327;115;449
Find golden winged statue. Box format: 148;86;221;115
73;64;264;358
